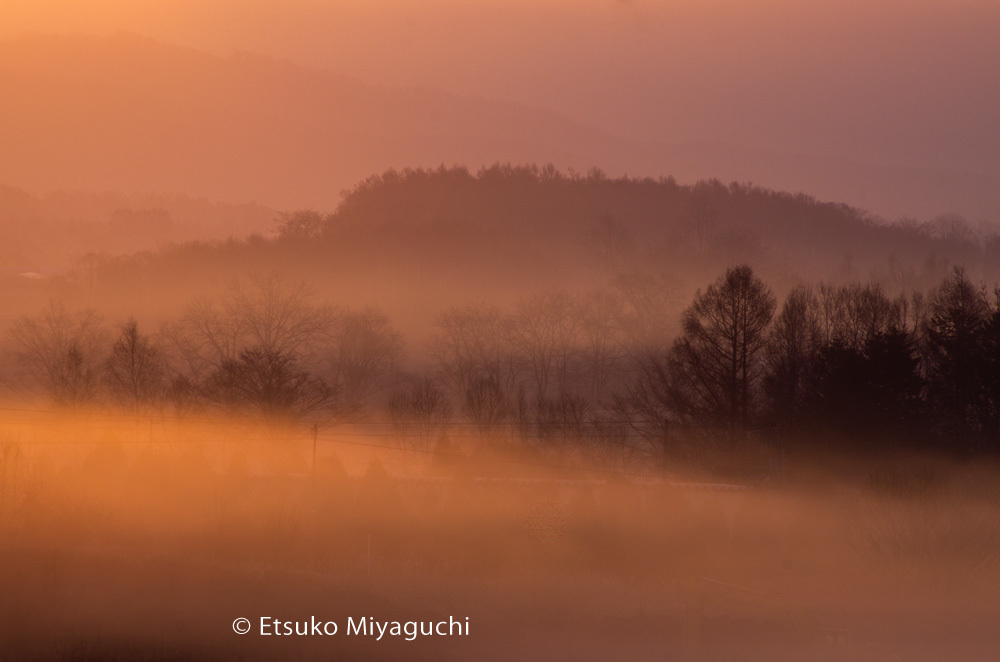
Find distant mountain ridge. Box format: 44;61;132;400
1;32;999;222
0;184;274;271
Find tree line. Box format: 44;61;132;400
6;267;1000;469
271;166;1000;286
626;265;1000;463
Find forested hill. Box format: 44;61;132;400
34;165;992;331
302;165;997;288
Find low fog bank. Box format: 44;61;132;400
3;167;1000;659
2;413;1000;660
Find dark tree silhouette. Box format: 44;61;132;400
534;391;591;443
105;318;165;411
167;272;334;381
668;265;776;443
764;286;823;433
9;303;107;406
205;346;334;420
463;376;509;437
817;282;902;351
387;377;453;452
925;268;989;450
275;210;326;241
807;329;924;448
979;292;1000;449
431;304;515;397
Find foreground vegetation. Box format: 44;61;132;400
2;415;1000;661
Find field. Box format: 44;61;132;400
3;410;1000;661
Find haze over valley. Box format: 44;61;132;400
3;2;1000;661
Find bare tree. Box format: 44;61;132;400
463;376;509;436
764;286;823;430
535;391;591;443
509;291;580;401
613;357;680;461
326;307;404;416
611;270;678;358
387;377;453;452
576;289;629;398
9;302;107;406
105;318;165;411
817;282;902;351
431;304;516;396
166;272;335;381
204;346;334;420
668;265;776;443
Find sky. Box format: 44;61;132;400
2;0;999;216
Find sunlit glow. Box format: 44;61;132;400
2;1;999;659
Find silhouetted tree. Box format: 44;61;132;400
611;270;676;357
979;292;1000;449
924;268;989;450
577;289;629;398
387;377;452;451
105;318;165;411
817;282;902;350
431;304;516;397
275;210;326;240
535;391;591;443
204;346;334;420
764;286;823;433
463;376;509;436
614;358;678;459
667;265;776;443
509;291;580;401
807;328;924;448
327;307;403;416
167;272;334;381
9;302;107;406
166;375;200;417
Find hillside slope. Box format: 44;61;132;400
31;166;996;338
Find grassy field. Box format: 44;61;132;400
2;413;1000;661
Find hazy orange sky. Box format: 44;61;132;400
3;0;999;217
